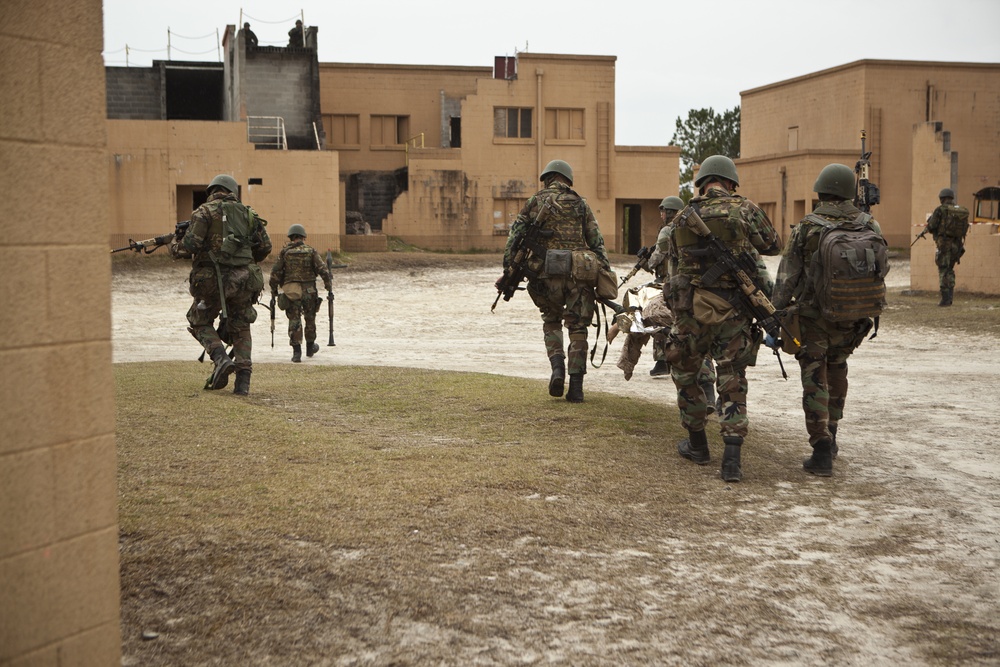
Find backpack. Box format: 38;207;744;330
215;201;257;267
939;205;970;239
805;213;889;322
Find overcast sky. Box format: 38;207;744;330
103;0;1000;147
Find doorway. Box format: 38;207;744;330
623;204;642;254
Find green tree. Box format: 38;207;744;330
671;106;741;200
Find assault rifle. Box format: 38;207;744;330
326;250;337;346
679;207;800;379
110;220;190;254
618;245;653;287
854;130;881;214
492;199;557;310
910;226;930;247
269;294;276;347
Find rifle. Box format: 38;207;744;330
618;245;653;287
910;226;930;247
326;250;336;346
854;130;881;214
679;207;799;379
269;294;276;347
111;220;190;254
492;198;557;310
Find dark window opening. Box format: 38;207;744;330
248;178;263;185
165;64;224;120
624;204;642;254
450;117;461;148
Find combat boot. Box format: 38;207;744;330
702;380;717;415
803;438;833;477
566;373;584;403
677;428;710;465
649;360;669;376
291;344;302;363
206;346;235;390
307;341;319;357
549;354;566;397
233;370;251;396
939;288;953;306
720;435;743;482
829;423;839;459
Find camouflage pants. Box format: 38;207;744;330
283;291;321;346
528;275;595;375
935;240;964;291
186;264;262;372
794;316;869;446
669;311;760;437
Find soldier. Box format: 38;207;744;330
926;187;970;306
503;159;610;403
269;224;333;362
287;19;303;47
666;155;782;482
772;163;888;476
170;174;272;396
646;196;685;377
243;22;258;48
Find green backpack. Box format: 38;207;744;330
216;202;258;267
805;213;889;322
940;205;970;239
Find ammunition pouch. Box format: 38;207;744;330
571;249;600;285
544;249;573;276
281;281;303;301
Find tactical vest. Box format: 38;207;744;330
282;243;318;283
673;196;749;284
541;190;588;250
207;200;257;267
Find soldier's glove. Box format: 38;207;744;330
764;334;780;350
327;290;334;301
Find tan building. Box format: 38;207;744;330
737;60;1000;253
105;28;679;256
320;53;679;253
1;1;122;664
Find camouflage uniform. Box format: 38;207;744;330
646;212;676;365
170;190;272;382
666;186;781;439
505;180;609;379
926;202;969;297
269;240;332;350
772;199;882;452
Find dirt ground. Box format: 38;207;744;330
112;252;1000;665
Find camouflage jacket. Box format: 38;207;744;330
170;191;272;267
269;240;332;293
668;186;781;288
504;181;609;270
646;209;678;279
772;199;882;316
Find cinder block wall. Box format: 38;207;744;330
105;66;162;119
0;0;122;664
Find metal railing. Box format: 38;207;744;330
247;116;287;150
404;132;425;166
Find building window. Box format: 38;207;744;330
494;107;533;139
371;115;410;146
323;114;360;147
788;126;799;151
545;108;585;142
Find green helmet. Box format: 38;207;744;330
659;196;684;211
287;224;307;238
813;163;856;200
540;159;573;185
208;174;238;195
938;188;955;200
694;155;739;188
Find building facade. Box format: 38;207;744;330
737;60;1000;251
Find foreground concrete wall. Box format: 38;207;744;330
107;120;341;253
0;0;122;664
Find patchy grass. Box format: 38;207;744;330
887;288;1000;335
